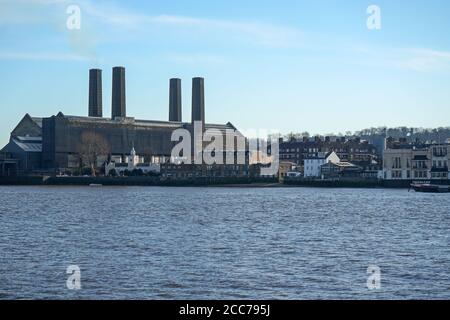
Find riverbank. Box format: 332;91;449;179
1;176;447;189
0;176;280;187
284;177;450;189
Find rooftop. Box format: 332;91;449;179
305;151;334;160
16;136;42;142
31;117;43;128
54;113;239;133
333;162;358;168
11;139;42;152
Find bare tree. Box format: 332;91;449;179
77;132;110;176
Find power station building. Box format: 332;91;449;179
1;68;247;176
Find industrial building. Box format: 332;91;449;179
1;67;247;176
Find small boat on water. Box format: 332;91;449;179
410;183;450;193
89;183;103;187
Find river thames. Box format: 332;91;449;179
0;186;449;299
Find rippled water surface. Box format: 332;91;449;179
1;186;450;299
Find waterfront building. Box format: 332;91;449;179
320;162;362;179
383;141;450;181
304;151;340;178
431;145;449;180
105;147;160;176
0;114;43;174
279;136;379;170
160;163;249;179
278;161;298;182
1;68;248;177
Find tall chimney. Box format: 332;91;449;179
88;69;102;117
191;77;205;127
169;78;182;122
112;66;126;119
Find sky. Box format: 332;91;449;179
1;0;450;146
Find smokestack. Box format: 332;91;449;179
88;69;102;117
191;77;205;127
169;78;182;122
112;66;126;119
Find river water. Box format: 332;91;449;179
0;186;449;300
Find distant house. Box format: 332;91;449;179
304;151;340;178
278;161;298;182
321;162;362;179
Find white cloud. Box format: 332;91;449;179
147;15;303;47
397;48;450;72
350;45;450;73
3;0;448;70
0;0;303;48
0;51;90;61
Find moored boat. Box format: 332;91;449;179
410;183;450;193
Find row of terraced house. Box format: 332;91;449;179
278;136;382;180
278;136;450;182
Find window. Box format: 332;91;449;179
393;157;402;169
392;171;402;179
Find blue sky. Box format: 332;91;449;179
1;0;450;146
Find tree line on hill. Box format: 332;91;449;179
276;127;450;143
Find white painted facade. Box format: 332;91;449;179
106;147;160;175
304;151;340;178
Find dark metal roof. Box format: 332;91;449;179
16;136;42;142
57;114;238;132
12;139;42;152
31;117;43;128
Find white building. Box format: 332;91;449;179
105;147;160;176
304;151;340;178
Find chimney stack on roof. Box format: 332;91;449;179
86;68;210;124
169;78;182;122
112;66;126;119
191;77;205;127
88;69;103;117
